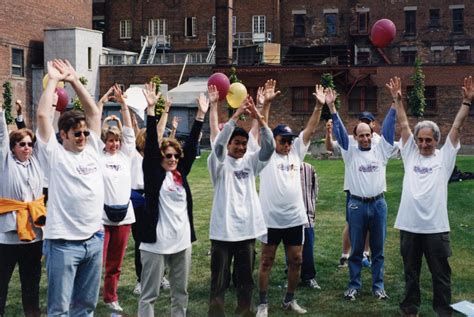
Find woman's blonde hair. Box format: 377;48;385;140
101;126;122;143
135;128;146;153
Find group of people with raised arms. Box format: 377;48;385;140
0;58;472;317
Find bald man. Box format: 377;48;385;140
326;89;397;302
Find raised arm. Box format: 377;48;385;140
326;88;349;151
37;61;68;142
179;94;210;175
170;116;181;139
386;76;410;146
302;84;325;145
14;100;26;129
249;86;265;146
208;85;220;144
156;97;172;145
143;82;161;159
261;79;281;123
247;96;274;162
324;119;334;152
97;86;114;115
450;76;473;147
57;59;101;135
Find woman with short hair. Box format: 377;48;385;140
0;105;45;317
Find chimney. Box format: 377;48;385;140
215;0;233;65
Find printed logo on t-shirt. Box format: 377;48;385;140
277;163;298;172
234;169;250;180
105;163;122;171
413;165;433;175
358;164;379;173
76;163;98;175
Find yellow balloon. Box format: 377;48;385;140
226;83;247;109
42;74;65;89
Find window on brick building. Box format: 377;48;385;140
358;12;369;34
348;86;377;114
212;16;236;35
429;9;440;28
455;48;471;64
425;86;437;114
325;13;337;36
12;48;24;77
356;51;370;65
452;8;464;33
293;14;305;37
185;17;197;37
401;50;417;64
252;15;266;43
432;50;442;63
120;20;132;39
406;86;437;114
404;10;416;36
292;87;313;113
149;19;167;36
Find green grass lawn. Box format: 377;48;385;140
5;154;474;316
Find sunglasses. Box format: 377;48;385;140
17;141;34;148
73;130;91;138
164;153;180;159
278;138;294;145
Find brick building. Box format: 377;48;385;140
98;0;474;146
0;0;92;125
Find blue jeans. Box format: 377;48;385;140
43;233;104;317
284;227;316;281
347;196;387;292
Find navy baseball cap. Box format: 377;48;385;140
273;124;297;138
358;111;375;122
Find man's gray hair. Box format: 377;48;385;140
414;120;441;142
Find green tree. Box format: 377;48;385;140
227;67;244;119
2;81;14;124
150;75;166;116
72;76;89;112
408;57;426;118
320;73;340;121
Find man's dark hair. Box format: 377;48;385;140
228;127;249;144
353;122;374;136
58;110;87;133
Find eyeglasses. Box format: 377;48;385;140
17;142;34;148
73;130;91;138
164;153;180;159
278;138;294;145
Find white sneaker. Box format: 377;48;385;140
256;303;268;317
282;299;307;314
105;300;123;312
133;282;141;295
161;276;171;290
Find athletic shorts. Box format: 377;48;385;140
266;225;305;246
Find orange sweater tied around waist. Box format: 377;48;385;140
0;196;46;242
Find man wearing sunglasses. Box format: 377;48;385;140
36;60;104;316
256;84;326;316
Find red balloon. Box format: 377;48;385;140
208;72;230;101
370;19;396;48
55;87;69;113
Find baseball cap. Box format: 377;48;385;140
358;111;375;122
273;124;297;138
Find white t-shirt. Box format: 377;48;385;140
37;131;104;240
208;121;271;241
101;127;136;226
140;171;190;254
130;150;144;190
394;135;459;233
341;136;393;197
259;132;309;228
